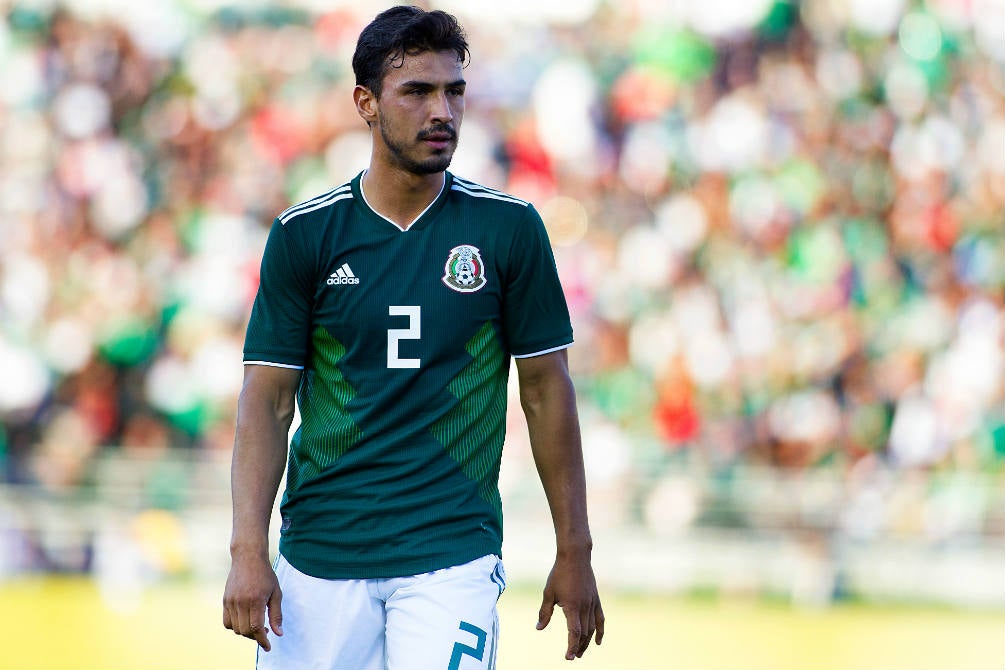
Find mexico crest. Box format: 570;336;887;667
442;244;486;293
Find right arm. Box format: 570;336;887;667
222;364;300;651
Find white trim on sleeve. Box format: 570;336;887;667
244;360;305;370
511;342;573;359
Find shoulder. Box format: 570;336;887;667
276;179;356;228
448;174;532;212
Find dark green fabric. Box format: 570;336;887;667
243;172;572;578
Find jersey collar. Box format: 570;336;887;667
353;170;453;233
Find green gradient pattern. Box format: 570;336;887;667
287;327;363;493
430;322;508;522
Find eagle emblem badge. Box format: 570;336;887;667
442;244;486;293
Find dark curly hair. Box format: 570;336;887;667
352;6;470;98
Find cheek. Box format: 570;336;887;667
380;100;413;121
379;107;409;134
450;101;465;125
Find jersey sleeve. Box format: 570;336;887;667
243;219;314;368
502;204;573;357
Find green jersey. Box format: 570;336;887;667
243;171;572;579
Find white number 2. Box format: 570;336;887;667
388;306;421;369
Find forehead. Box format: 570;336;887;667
382;50;464;87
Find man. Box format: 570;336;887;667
222;6;603;668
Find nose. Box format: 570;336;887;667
429;91;453;125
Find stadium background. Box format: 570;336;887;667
0;0;1002;667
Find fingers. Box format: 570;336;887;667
562;604;582;661
223;588;280;651
577;602;595;658
538;558;604;660
268;586;284;637
248;599;271;652
234;600;251;640
228;602;271;650
595;600;605;646
566;627;581;660
539;586;605;659
252;619;271;652
537;592;555;631
559;599;604;660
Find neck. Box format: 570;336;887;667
361;164;445;230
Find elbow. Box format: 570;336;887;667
519;393;540;420
273;392;297;428
519;375;571;420
236;370;299;429
517;351;576;419
519;375;548;419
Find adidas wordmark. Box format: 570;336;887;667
327;263;360;285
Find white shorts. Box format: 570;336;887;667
256;553;507;670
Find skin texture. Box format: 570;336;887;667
223;48;604;662
516;350;605;660
222;364;299;651
353;49;466;229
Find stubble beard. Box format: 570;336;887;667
378;118;456;175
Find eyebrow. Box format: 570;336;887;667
400;79;467;89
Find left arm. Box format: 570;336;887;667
516;349;604;661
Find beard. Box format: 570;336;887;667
378;118;457;175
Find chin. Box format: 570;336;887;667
412;155;453;175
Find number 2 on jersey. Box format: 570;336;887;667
388;306;421;369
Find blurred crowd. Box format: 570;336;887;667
0;0;1002;546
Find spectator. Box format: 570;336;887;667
0;2;1001;544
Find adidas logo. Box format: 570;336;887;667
326;263;360;285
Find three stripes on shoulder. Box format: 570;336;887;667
278;176;529;227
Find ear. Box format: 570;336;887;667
354;85;378;126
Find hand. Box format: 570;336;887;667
222;552;284;651
536;551;605;660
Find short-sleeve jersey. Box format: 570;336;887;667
244;171;573;579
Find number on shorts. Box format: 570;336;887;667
448;621;487;670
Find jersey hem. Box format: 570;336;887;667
277;541;503;580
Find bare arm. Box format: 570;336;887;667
516;349;604;660
222;364;300;651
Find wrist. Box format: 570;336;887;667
555;534;593;557
229;537;270;560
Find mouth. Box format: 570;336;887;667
423;140;452;152
418;127;456;149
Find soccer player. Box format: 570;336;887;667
222;6;604;668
